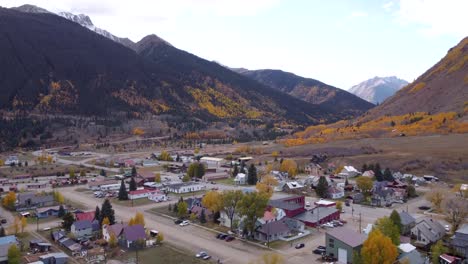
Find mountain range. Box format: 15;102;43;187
0;5;374;127
349;76;408;104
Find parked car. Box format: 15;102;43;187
219;234;228;240
445;225;450;232
313;248;326;254
196;251;207;258
174;219;183;224
179;220;190;226
216;233;223;239
317;246;326;250
295;243;305;249
305;202;311;207
1;219;7;224
202;255;211;260
225;236;235;242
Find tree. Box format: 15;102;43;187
361;164;368;173
69;168;76;179
2;191;16;210
222;190;244;231
374;217;400;245
129;177;137;191
94;206;101;222
272;151;279;162
100;169;106;176
356;176;373;195
177;202;188;218
0;227;5;237
452;183;468;198
315;176;329;198
154;173;161;183
134;212;145;227
118;179;128;200
430;240;447;264
232;164;239;177
7;244;21;264
279;159;297;178
199;209;207;223
202;191;223;213
406;185;417;198
361;229;398;264
238;192;269;237
53;191;65;204
389;210;402;234
102;217;111;226
189;213;197;222
247;164;258;185
159;150;173;161
101;199;116;225
426;187;445;212
250;253;284;264
256;175;278;198
62;212;75;231
12;217;20;235
58;204;65;218
187;162;205;178
182;174;190;182
109;233;117;248
383;168;393;181
336;201;343;211
443;195;468;232
374;163;383;181
128;217;136;226
80;170;86;177
20;217;26;233
345;177;349;186
156;232;164;244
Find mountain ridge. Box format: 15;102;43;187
349;76;408;104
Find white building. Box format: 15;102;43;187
234;173;247;185
166;182;206;194
5;155;19;166
200;157;224;169
339;166;360;178
100;183;127;192
128;189;160;200
148;191;167;202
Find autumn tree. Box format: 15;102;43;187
69;168;76;179
80;170;86;177
279;159;297;178
12;217;20;235
256;175;278;198
158;150;173;161
452;183;468;198
238;191;269;237
271;151;279;162
361;229;398;264
374;217;400;245
182;174;190;182
134;212;145;227
389;210;402;234
7;244;20;264
202;191;223;214
250;253;284;264
356;176;373;195
426;187;445;212
232;164;239;177
109;233;118;248
189;213;197;222
132;127;145;136
2;191;16;210
336;201;343;211
156;232;164;244
315;176;329;198
154;173;161;183
20;217;27;233
53;191;65;204
442;195;468;232
222;190;244;231
247;164;258;185
430;240;447;264
102;217;111;226
187;162;205;178
177;201;188;218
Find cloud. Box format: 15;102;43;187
395;0;468;38
350;11;368;18
383;1;395;11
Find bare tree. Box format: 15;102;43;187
443;195;468;232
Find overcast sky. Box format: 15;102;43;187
2;0;467;89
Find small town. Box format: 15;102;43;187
0;141;467;264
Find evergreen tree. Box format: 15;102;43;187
118;179;128;200
0;226;5;237
129;177;137;191
367;164;375;172
100;169;106;176
383;168;394;181
62;212;75;231
315;176;329;198
94;206;101;222
176;154;181;162
58;204;65;218
101;199;116;225
240;161;245;174
173;203;178;213
232;164;239;177
389;210;402;234
247;164;258;185
361;164;368;173
199;209;207;223
374;163;383;181
345;177;349;186
131;166;137;177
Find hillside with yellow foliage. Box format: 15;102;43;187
284;112;468;146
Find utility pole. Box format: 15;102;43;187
36;215;39;232
359;212;362;233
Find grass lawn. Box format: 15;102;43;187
111;198;155;207
119;243;209;264
26;216;60;226
214;178;236;185
172;190;207;198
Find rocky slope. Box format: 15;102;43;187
349;76;408;104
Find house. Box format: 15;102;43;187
0;236;18;264
129;189;157;200
326;228;367;264
103;223;126;241
26;182;49;189
282;217;305;233
218;210;243;230
328;187;344;199
339;166;360;178
397;243;426;264
16;192;55;211
57;237;81;252
371;188;394;207
142;160;159;167
166;182;205;194
399;211;416;235
254;221;290;242
451;224;468;258
71;220;93;238
234;173;247;185
439;254;462;264
121;224;146;248
411;218;445;247
308;176;332;188
5;155;19;166
29;239;52;252
147;191;168;202
189;205;213;220
51;230;66;241
36;206;64;218
283;181;305;193
305;163;323;176
351;193;365;204
75;211;95;222
268;196;306;217
87;180;119;191
200;157;224;169
294;206;340;228
202;172;229;182
362;170;375;178
39;252;68;264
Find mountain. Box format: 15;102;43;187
233;69;374;117
12;4;137;49
363;37;468;120
348;76;408;104
0;7;347;126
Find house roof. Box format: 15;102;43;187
327;228;366;248
285;181;304;189
268;196;304;211
398;243;416;253
294;207;338;224
263;211;275;222
40;252;68;260
123;224;146;241
129;189;154;195
0;235;16;246
106;223;126;237
167;182;202;189
414;218;445;242
256;221;290;235
440;254;461;263
399;211;416;226
76;211;95;221
456;224;468;234
190;205;212;217
17;192;54;205
398;249;426;264
72;220;92;230
88;180;118;187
